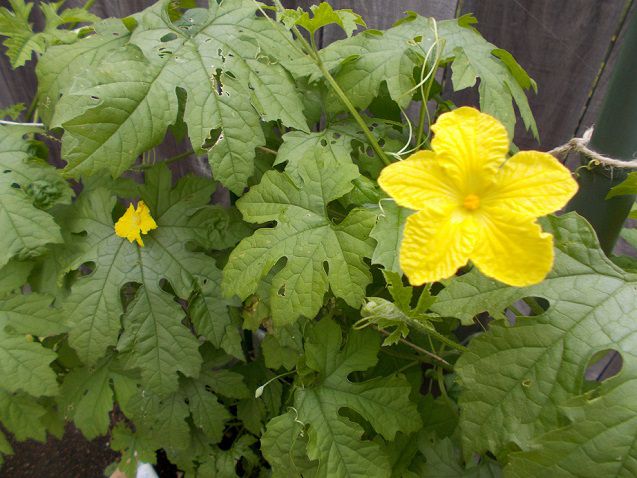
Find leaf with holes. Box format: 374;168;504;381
450;213;637;465
59;165;239;392
293;319;421;478
51;0;307;193
223;156;376;324
36;19;131;124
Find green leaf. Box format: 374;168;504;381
181;375;230;443
0;125;66;268
118;285;201;395
418;435;502;477
283;2;365;38
451;214;637;462
370;201;412;273
189;277;244;361
0;0;99;68
53;0;307;193
0;260;33;296
224;156;376;324
59;165;236;390
275;129;356;180
0;327;58;397
57;354;136;439
262;323;304;371
0;103;25;120
294;319;422;478
126;386;191;456
36;19;130;125
607;171;637;199
0;292;66;336
201;369;249;400
262;409;318;478
125;366;234;455
0;428;13;461
0;0;44;68
290;13;535;136
0;389;48;441
440;16;538;138
506;379;637;477
110;422;157;477
292;15;438;111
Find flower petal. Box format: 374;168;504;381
431;107;509;190
378;150;458;211
114;204;139;243
400;207;479;285
483;150;578;218
471;214;554;287
136;201;158;234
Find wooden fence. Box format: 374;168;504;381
1;0;636;151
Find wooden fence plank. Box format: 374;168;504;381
576;2;637;138
456;0;630;149
0;0;632;160
316;0;459;46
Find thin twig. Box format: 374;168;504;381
378;329;451;367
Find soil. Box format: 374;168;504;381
2;423;182;478
3;424;118;478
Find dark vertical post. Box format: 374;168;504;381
566;10;637;254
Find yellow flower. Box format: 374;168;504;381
378;107;578;287
114;201;158;247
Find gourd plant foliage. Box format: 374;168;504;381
0;0;635;476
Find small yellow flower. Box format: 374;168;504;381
378;107;578;287
114;201;158;247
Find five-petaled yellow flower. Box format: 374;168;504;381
114;201;158;247
378;107;578;287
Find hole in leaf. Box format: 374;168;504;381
585;349;623;382
320;139;327;147
225;71;237;80
90;95;100;101
333;133;341;139
277;284;286;297
511;297;550;316
160;32;178;42
323;261;329;274
78;262;95;276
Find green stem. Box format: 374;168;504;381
406;317;469;353
257;145;278;156
280;8;391;166
380;347;453;372
311;42;391;166
415;98;428;150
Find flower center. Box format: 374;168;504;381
463;194;481;211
